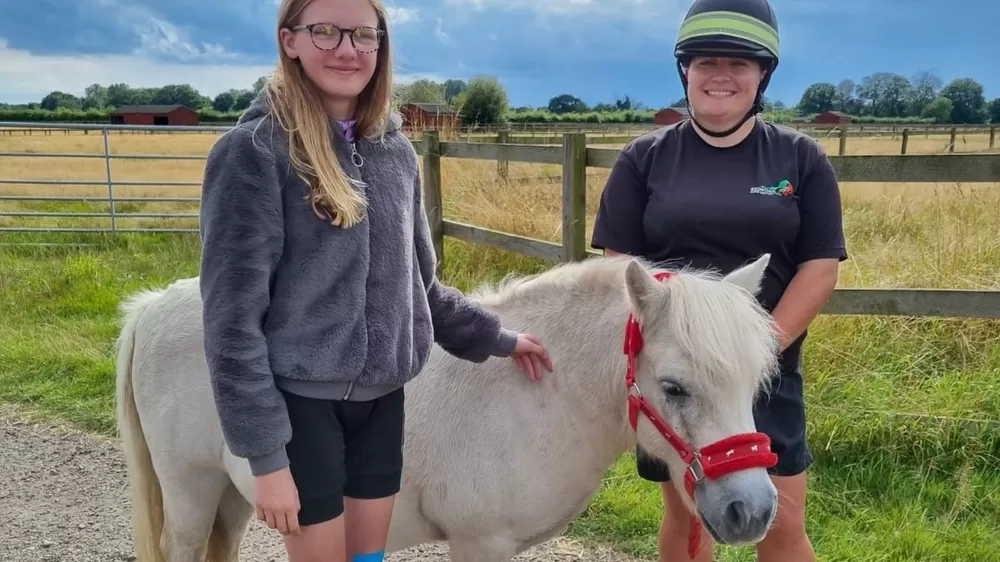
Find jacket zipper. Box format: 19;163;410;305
349;142;364;168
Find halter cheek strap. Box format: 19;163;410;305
623;271;778;559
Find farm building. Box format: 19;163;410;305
812;110;852;125
108;105;199;126
654;106;690;126
399;102;461;131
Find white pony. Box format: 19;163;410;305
115;254;782;562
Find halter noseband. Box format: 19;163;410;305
622;271;778;558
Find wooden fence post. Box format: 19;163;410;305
422;130;444;274
949;127;956;153
497;128;509;180
989;126;995;149
900;129;909;154
839;127;847;155
561;133;587;262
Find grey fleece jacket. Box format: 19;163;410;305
198;92;518;476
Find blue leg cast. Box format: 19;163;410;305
351;552;385;562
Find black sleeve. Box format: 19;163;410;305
795;142;848;264
590;145;648;255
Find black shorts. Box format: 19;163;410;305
636;367;812;482
280;386;405;526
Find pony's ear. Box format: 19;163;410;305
723;253;770;295
624;259;662;314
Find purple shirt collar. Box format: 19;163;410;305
337;119;356;143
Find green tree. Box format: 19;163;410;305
83;84;108;110
906;70;942;116
397;79;446;104
213;91;236;112
231;90;256;111
797;82;836;114
857;72;912;117
988;97;1000;123
833;79;859;114
920;97;953;124
40;91;82;111
443;79;466;103
547;94;587;114
459;76;508;124
213;88;255;112
106;83;136;107
940;78;987;123
152;84;208;109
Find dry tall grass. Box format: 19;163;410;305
2;130;999;292
0;129;1000;260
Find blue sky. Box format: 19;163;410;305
1;0;997;109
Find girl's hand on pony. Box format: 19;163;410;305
511;333;553;382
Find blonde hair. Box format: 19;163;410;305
267;0;394;228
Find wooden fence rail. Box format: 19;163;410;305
412;130;1000;320
461;125;998;155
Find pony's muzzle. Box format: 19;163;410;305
694;468;777;545
720;496;776;540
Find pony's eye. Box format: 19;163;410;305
660;380;689;398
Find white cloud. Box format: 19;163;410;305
91;0;237;62
0;39;428;103
0;40;270;103
385;6;419;25
434;18;453;45
442;0;685;18
134;17;236;61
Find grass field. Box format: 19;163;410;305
1;128;999;561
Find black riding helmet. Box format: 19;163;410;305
674;0;780;137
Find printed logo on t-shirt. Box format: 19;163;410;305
748;180;795;197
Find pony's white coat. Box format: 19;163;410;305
115;255;780;562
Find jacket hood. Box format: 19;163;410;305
238;85;402;137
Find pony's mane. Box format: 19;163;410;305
469;255;642;304
657;263;780;393
471;256;780;392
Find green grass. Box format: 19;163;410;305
1;228;998;562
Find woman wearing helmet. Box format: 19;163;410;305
591;0;847;560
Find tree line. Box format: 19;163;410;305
795;71;998;124
2;69;998;125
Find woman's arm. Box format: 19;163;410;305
771;143;849;351
771;258;840;351
591;144;649;256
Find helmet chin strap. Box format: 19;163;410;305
688;104;757;138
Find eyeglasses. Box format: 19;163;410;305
289;24;384;53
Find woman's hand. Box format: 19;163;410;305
512;333;553;381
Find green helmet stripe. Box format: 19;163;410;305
677;10;779;57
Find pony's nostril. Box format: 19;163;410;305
725;500;749;530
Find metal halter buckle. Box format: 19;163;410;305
686;455;705;484
626;382;643;399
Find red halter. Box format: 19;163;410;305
622;271;778;559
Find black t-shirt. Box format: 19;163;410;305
591;117;848;373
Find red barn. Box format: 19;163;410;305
109;105;199;126
399;102;460;132
812;110;852;125
654;106;690;126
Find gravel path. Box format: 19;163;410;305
0;407;646;562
